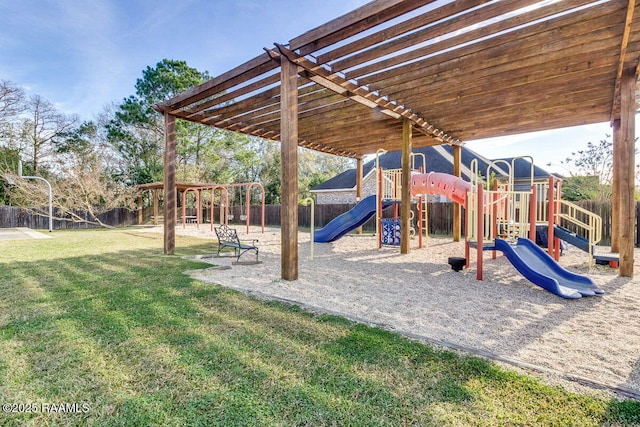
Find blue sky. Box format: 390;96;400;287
0;0;634;175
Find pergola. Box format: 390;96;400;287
155;0;640;279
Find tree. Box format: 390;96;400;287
106;59;211;185
0;147;21;204
18;94;78;174
0;80;25;128
559;136;614;185
551;134;639;201
0;80;26;165
561;175;609;202
4;125;136;227
298;149;354;198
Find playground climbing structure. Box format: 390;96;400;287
464;157;606;298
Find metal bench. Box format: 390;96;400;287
214;225;259;264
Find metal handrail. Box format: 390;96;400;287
555;200;602;244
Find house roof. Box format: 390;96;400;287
311;146;551;191
155;0;640;159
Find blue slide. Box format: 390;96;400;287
314;195;392;243
494;238;604;299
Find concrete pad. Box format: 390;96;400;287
0;227;52;240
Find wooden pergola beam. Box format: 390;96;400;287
352;0;620;84
161;53;277;112
330;0;542;74
271;43;461;146
610;0;636;121
291;0;434;55
316;0;491;65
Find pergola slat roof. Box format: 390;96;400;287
157;0;640;159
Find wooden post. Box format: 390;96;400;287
619;69;635;277
153;189;159;225
280;57;299;280
477;184;483;281
554;179;562;262
492;179;498;259
547;176;555;258
529;185;537;241
163;111;176;255
453;144;462;241
137;193;143;225
197;188;203;227
612;118;621;253
418;196;423;248
355;157;364;234
378;168;384;249
401;119;412;254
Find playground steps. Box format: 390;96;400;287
553;225;619;267
593;252;620;267
467;241;498;251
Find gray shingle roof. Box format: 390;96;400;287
311;146;550;191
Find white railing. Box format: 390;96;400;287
555;199;602;264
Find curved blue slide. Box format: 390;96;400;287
314;195;392;243
494;238;604;299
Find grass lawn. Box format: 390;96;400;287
0;228;638;426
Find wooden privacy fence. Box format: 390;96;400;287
223;202;456;236
224;201;634;245
0;206;138;230
1;201;637;245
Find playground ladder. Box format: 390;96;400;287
420;198;428;241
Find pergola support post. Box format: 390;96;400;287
163;111;177;255
280;56;299;280
453;144;462;241
401;119;412;254
618;68;636;277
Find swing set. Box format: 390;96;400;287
181;182;265;234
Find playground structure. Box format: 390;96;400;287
464;158;615;270
463;157;606;298
314;151;611;298
180;182;265;234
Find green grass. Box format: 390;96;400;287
0;228;638;426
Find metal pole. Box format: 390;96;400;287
299;198;314;260
19;161;53;232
